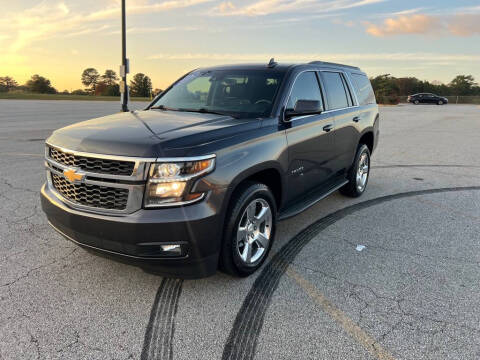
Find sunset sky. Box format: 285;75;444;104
1;0;479;91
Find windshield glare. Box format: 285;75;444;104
151;70;285;118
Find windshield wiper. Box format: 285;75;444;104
150;105;179;111
179;108;238;119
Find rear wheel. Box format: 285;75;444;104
220;182;277;277
340;144;370;198
414;100;420;105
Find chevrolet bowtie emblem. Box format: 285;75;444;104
63;168;84;183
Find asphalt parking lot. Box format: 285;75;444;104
1;100;479;360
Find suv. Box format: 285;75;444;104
41;60;379;278
407;93;448;105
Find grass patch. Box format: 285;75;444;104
0;92;151;102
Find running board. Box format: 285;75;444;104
278;179;348;221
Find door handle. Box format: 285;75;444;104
353;116;360;123
323;124;333;132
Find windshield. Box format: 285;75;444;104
150;69;285;118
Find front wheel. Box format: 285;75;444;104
437;100;444;105
220;182;277;277
340;144;371;198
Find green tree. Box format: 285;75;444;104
81;68;100;94
102;70;119;86
0;76;18;91
449;75;477;96
25;74;57;94
370;74;400;104
130;73;152;97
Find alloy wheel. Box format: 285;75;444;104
356;152;369;192
236;198;272;265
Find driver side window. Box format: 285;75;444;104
287;72;323;110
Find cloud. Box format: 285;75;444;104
88;0;214;21
448;14;480;37
0;0;214;53
108;26;198;35
147;52;480;63
212;0;385;16
365;13;480;37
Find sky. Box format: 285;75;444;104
1;0;479;91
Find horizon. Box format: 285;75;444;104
1;0;479;91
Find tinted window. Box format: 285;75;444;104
287;72;323;110
321;72;349;110
351;73;376;105
152;70;285;118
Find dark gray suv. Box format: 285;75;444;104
41;60;379;278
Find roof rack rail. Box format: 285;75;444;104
267;58;278;68
308;61;360;70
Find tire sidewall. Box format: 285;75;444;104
224;184;277;276
352;144;371;196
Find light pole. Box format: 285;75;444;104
120;0;129;112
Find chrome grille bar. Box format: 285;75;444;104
44;143;157;215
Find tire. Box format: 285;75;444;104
340;144;371;198
437;100;443;105
414;100;419;105
219;182;277;277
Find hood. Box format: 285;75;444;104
46;110;258;158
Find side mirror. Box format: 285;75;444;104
284;100;322;120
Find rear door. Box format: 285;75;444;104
319;71;359;173
284;71;336;202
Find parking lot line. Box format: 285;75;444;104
286;266;397;360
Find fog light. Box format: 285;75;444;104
160;244;183;256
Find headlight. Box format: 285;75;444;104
144;155;215;207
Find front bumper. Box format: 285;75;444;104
41;184;222;278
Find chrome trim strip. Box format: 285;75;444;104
45;141;157;163
46;141;216;163
143;193;206;208
45;156;147;182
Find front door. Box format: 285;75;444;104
285;71;335;203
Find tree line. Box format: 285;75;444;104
370;74;480;104
0;69;160;98
80;68;156;97
2;71;478;103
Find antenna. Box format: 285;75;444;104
267;58;278;68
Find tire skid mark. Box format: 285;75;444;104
141;278;183;360
372;164;480;169
222;186;480;360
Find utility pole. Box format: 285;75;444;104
120;0;129;112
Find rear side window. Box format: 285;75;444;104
351;73;375;105
287;72;323;110
320;72;349;110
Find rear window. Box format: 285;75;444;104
351;73;376;105
320;72;349;110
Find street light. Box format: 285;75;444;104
120;0;129;112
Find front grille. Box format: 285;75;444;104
49;146;135;176
51;174;129;210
